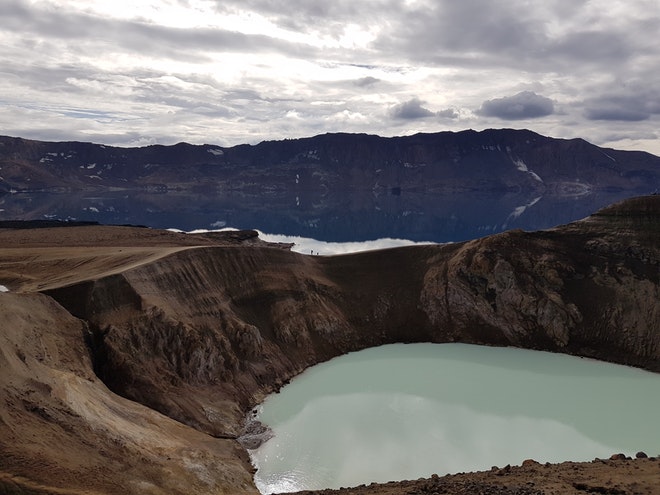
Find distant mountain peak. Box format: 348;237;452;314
0;130;658;197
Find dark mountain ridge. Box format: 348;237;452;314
1;129;658;195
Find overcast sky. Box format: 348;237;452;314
1;0;660;154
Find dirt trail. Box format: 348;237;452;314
0;246;195;291
0;225;269;291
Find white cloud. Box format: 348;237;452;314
0;0;659;155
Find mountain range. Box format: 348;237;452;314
1;129;659;195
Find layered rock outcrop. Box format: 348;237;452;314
0;195;658;494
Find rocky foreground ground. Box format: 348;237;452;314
291;456;660;495
0;196;659;494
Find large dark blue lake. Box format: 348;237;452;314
0;189;636;242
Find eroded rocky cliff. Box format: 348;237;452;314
0;195;658;494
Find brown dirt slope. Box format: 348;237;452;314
0;196;659;494
0;292;257;495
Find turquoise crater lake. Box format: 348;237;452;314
249;343;660;494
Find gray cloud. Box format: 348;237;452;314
600;130;659;143
389;99;459;121
1;0;660;155
354;77;380;88
214;0;401;37
546;30;633;65
585;108;650;122
373;0;544;68
477;92;555;120
372;0;652;75
1;126;150;147
437;108;459;119
0;0;316;63
390;98;435;120
583;91;660;122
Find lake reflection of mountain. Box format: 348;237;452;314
2;130;658;240
0;189;640;242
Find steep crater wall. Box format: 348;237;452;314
46;197;660;443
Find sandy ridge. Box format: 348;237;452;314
0;246;196;292
0;225;273;291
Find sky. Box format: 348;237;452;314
1;0;660;155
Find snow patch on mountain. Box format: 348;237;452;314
512;157;543;183
513;157;530;173
601;151;617;162
503;196;543;229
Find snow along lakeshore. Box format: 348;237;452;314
178;228;437;256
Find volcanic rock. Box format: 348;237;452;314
0;195;659;494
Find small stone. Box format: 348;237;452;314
496;464;511;476
635;451;648;459
610;453;627;460
522;459;539;467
